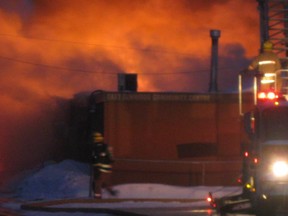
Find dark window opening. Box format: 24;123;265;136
177;143;217;158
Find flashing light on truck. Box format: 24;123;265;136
257;91;278;100
272;161;288;177
213;68;288;215
257;90;283;101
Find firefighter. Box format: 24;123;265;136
247;40;282;91
91;132;116;199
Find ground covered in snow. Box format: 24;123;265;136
0;160;242;216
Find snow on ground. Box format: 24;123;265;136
1;160;242;216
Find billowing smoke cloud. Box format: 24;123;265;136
0;0;260;179
0;0;259;93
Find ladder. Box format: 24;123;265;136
258;0;288;92
268;0;288;61
258;0;288;62
257;0;288;60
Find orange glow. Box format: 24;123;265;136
0;0;259;95
0;0;260;177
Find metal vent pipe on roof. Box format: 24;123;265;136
209;29;221;93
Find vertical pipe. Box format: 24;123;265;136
238;74;243;116
254;76;258;105
209;29;221;93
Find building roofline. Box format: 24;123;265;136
86;90;248;104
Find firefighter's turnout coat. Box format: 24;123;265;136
248;50;282;91
92;141;113;174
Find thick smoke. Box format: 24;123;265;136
0;0;259;181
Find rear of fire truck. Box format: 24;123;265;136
208;69;288;216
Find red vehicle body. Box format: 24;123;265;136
209;70;288;216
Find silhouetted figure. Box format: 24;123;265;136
247;41;282;91
91;132;116;199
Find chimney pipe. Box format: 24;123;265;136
209;29;221;93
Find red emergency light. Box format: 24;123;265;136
237;177;242;184
206;192;217;208
257;91;278;100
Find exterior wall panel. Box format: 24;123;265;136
105;101;219;160
88;92;245;185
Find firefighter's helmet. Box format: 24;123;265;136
93;132;104;142
263;41;273;51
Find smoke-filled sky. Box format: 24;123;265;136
0;0;260;173
0;0;260;96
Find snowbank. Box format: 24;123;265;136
17;160;90;200
16;160;241;201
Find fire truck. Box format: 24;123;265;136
208;70;288;216
207;0;288;214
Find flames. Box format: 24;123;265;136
0;0;259;174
